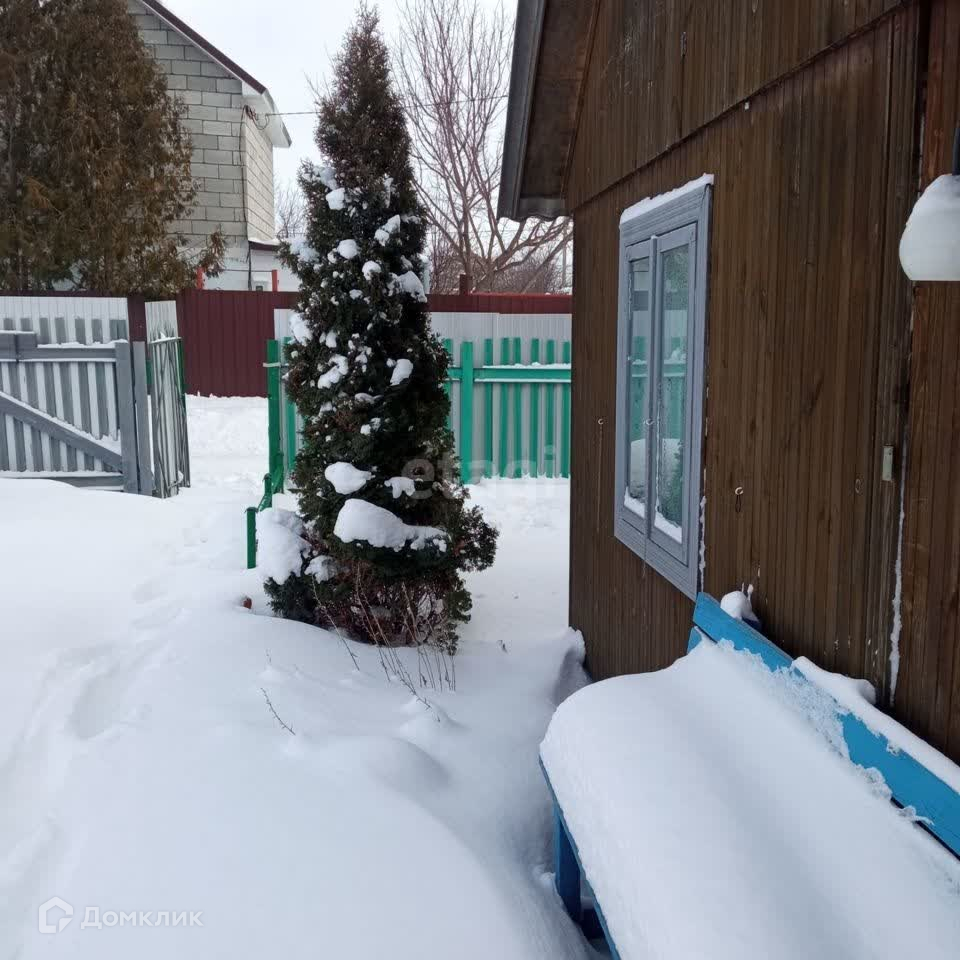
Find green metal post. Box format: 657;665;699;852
512;337;522;478
284;393;297;485
483;339;494;478
279;336;295;484
498;337;510;477
529;338;541;476
266;340;283;480
545;340;556;477
443;338;453;430
459;341;474;484
561;341;571;478
263;472;274;510
246;506;257;569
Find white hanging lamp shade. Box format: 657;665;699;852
900;127;960;282
899;174;960;281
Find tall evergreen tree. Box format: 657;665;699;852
0;0;223;294
265;5;496;652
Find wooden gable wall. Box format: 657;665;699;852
564;1;955;755
898;0;960;761
567;0;905;207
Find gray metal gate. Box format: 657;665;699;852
145;302;190;498
0;297;189;496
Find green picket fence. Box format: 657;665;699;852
443;337;572;483
245;339;286;568
245;336;572;567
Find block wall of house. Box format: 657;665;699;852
127;0;267;247
243;120;275;241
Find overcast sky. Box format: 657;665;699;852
161;0;510;187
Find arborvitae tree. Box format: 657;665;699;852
265;5;497;652
0;0;223;294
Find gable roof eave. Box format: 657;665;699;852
499;0;597;221
499;0;549;220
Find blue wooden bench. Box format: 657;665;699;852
542;592;960;959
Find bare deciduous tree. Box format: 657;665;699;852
396;0;571;295
275;178;307;240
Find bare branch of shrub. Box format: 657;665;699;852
260;687;296;735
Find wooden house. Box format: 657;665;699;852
500;0;960;764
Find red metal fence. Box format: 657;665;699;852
0;289;573;397
176;290;572;397
176;290;297;397
427;292;573;315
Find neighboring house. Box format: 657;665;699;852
501;0;960;765
126;0;295;290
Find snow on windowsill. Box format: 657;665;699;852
620;174;714;227
623;489;645;520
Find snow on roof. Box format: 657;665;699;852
540;640;960;960
138;0;292;149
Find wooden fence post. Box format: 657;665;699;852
459;341;474;484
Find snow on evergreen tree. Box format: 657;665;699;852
265;5;497;652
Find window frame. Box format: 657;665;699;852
613;181;711;598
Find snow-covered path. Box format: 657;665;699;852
1;397;589;959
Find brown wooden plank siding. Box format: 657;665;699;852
566;0;906;210
568;7;929;749
898;0;960;761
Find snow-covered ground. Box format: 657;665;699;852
1;396;589;959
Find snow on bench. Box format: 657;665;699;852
540;593;960;960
